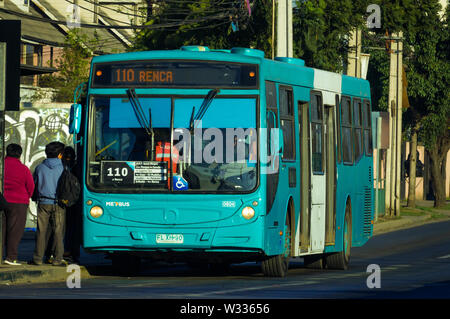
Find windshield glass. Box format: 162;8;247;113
88;95;258;193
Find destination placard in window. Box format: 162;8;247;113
101;161;167;186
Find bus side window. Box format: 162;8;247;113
353;98;363;162
279;86;295;160
341;96;353;165
335;94;342;163
311;92;323;173
265;81;278;158
363;100;373;156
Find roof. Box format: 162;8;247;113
0;0;66;46
0;0;130;54
35;0;131;53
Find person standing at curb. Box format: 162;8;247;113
31;141;66;266
2;144;35;266
62;146;82;264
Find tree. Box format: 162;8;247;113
366;0;449;208
293;0;369;72
403;1;449;207
132;0;272;55
39;29;97;102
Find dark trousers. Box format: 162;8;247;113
2;203;28;261
64;203;82;260
33;204;65;263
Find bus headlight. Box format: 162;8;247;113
241;206;255;220
90;206;103;218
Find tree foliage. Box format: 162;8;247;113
293;0;368;72
39;29;97;102
366;0;449;206
132;0;273;55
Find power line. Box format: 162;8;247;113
67;0;239;25
0;7;229;29
81;0;240;19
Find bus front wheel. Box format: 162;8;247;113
262;214;291;277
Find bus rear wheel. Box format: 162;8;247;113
325;203;352;270
262;214;291;277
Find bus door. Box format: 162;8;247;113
324;98;337;246
298;101;311;252
309;91;326;253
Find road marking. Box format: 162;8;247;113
187;280;319;297
437;254;450;259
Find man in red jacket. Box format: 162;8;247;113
2;143;35;265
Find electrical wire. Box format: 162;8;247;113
80;0;241;19
0;6;232;29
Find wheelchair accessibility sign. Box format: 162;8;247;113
173;176;189;191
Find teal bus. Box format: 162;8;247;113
70;46;374;277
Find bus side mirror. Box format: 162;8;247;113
69;103;82;134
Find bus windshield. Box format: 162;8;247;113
88;95;258;193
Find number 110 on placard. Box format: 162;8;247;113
107;167;129;177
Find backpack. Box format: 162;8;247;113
56;168;81;208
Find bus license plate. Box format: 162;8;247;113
156;234;184;244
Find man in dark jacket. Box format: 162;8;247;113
31;141;66;266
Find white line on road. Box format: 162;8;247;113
437;254;450;259
186;280;320;297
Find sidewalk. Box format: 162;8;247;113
373;199;450;235
1;200;449;285
0;231;109;285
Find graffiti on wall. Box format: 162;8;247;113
5;108;72;229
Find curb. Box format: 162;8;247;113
373;215;430;235
0;264;91;285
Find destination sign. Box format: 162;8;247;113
101;161;167;187
92;61;258;88
113;68;173;84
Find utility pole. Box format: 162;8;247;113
272;0;275;59
347;29;362;77
276;0;293;57
394;32;403;217
385;32;403;217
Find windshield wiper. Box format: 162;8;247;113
189;88;220;133
127;88;154;160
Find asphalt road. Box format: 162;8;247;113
1;220;449;300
